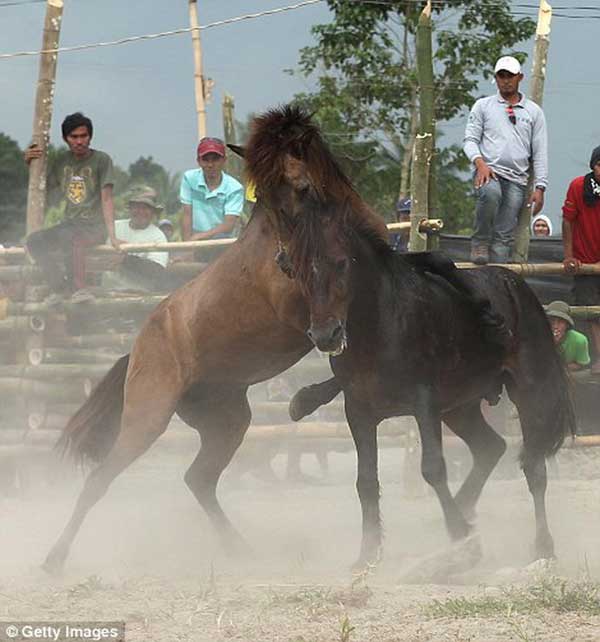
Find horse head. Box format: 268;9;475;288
294;213;354;355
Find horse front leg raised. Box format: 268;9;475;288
177;385;252;556
413;385;471;542
345;396;382;570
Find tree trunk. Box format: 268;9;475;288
26;0;64;234
513;0;552;261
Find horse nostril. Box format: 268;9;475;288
306;328;315;341
331;323;343;340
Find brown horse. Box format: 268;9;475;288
289;213;576;569
44;105;388;574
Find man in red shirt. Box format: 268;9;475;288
563;145;600;372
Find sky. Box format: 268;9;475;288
1;0;599;229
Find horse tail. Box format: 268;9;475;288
56;354;130;464
504;275;576;460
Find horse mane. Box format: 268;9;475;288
245;104;386;241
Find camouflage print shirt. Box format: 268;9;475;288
48;149;114;224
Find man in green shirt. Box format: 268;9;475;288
546;300;591;371
24;112;119;303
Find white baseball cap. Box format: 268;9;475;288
494;56;522;75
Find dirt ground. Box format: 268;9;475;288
1;435;600;642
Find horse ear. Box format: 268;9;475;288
227;144;246;158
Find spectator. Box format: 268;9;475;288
179;138;243;260
464;56;548;265
158;218;175;241
531;214;553;237
392;197;411;252
563;145;600;373
103;188;169;292
24;112;118;304
546;300;590;372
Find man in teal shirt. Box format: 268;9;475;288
546;300;591;371
179;137;244;243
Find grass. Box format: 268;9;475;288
424;576;600;619
265;581;371;621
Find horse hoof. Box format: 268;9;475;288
533;533;555;561
289;395;308;422
448;517;472;542
41;552;65;576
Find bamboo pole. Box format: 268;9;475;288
0;222;444;258
222;93;241;180
26;0;64;233
454;262;600;276
0;377;87;402
189;0;207;139
410;134;433;252
47;333;134;350
513;0;553;261
415;0;438;224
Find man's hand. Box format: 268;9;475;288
563;257;581;275
529;188;545;216
24;144;43;165
474;159;496;188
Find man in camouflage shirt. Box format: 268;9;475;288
25;112;119;303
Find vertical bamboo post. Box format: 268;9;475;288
26;0;64;234
513;0;552;261
410;0;435;252
410;133;433;252
189;0;207;140
222;94;240;179
416;0;437;221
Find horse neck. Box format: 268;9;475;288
349;242;415;332
240;206;308;327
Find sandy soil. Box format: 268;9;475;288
1;437;599;641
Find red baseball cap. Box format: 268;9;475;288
197;137;225;158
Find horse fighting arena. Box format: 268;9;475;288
0;237;599;642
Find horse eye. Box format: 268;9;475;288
335;259;349;274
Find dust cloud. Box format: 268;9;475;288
1;394;599;641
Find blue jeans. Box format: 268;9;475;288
471;177;528;262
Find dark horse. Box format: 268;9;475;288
288;213;575;568
43;105;390;574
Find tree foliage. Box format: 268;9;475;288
292;0;535;232
0;134;28;242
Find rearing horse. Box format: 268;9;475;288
44;105;388;574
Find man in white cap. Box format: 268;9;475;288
464;55;548;264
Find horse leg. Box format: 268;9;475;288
414;385;471;541
178;385;252;555
443;402;507;521
345;396;381;569
44;385;178;575
289;376;341;421
507;385;555;559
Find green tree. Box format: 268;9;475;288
292;0;535;232
127;156;181;216
0;133;28;242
